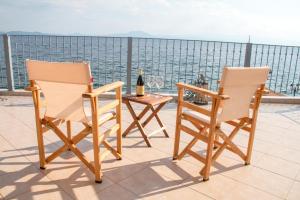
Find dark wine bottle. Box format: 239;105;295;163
136;68;144;96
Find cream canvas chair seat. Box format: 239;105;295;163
173;66;270;181
26;60;123;183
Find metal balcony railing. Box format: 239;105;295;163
1;34;300;96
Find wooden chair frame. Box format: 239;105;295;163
27;81;123;183
173;82;267;181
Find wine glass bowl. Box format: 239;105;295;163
145;75;164;95
155;76;164;90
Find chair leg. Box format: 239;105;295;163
33;91;46;169
91;97;102;183
245;129;255;165
92;128;102;183
116;127;122;160
173;121;181;160
36;126;46;169
202;129;215;181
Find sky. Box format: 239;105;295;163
1;0;300;45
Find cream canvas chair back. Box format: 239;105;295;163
26;60;92;122
218;67;269;122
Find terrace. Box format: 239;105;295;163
1;96;300;199
0;34;300;200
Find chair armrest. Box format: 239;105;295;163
263;89;270;94
25;86;39;91
176;82;229;100
83;81;124;98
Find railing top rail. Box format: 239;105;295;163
2;33;248;45
3;33;300;48
250;42;300;48
4;34;128;39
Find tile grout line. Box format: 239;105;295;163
0;133;76;200
220;173;290;200
284;180;298;200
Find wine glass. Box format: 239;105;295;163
145;75;155;93
154;76;164;90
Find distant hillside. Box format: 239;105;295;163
107;31;155;38
0;31;44;35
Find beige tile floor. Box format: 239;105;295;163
0;96;300;200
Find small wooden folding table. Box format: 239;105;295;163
122;94;173;147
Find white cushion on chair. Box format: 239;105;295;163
86;111;116;125
183;110;211;124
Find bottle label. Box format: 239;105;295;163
136;86;144;96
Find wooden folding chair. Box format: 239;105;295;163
173;67;270;181
25;60;123;183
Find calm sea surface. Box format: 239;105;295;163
1;35;300;95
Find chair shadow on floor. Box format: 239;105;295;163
0;136;246;200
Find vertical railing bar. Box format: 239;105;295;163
217;42;223;88
204;42;209;77
55;36;58;61
144;38;147;70
158;39;161;75
151;39;154;76
119;37;122;81
232;42;235;66
292;47;299;86
41;36;44;61
104;37;107;84
63;36;65;60
266;45;270;65
29;36;31;59
90;37;93;78
49;36;51;61
83;36;86;60
225;42;229;65
295;47;300;86
238;43;242;66
269;45;276;89
76;36;79;60
259;44;264;66
198;40;203;75
70;36;72;60
244;42;252;67
177;40;182;83
253;44;258;66
210;41;216;89
191;40;195;83
274;46;282;92
97;37;100;86
164;39;168;88
126;37;132;94
184;40;188;83
112;37;115;82
279;46;289;93
16;42;21;88
137;38;140;67
22;42;26;85
285;47;294;93
3;34;15;90
0;37;3;86
170;39;175;91
35;35;38;60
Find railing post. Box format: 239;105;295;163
3;34;15;91
126;37;132;94
244;42;252;67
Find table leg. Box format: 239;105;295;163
125;101;152;147
142;103;166;127
122;101;150;137
150;105;169;138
